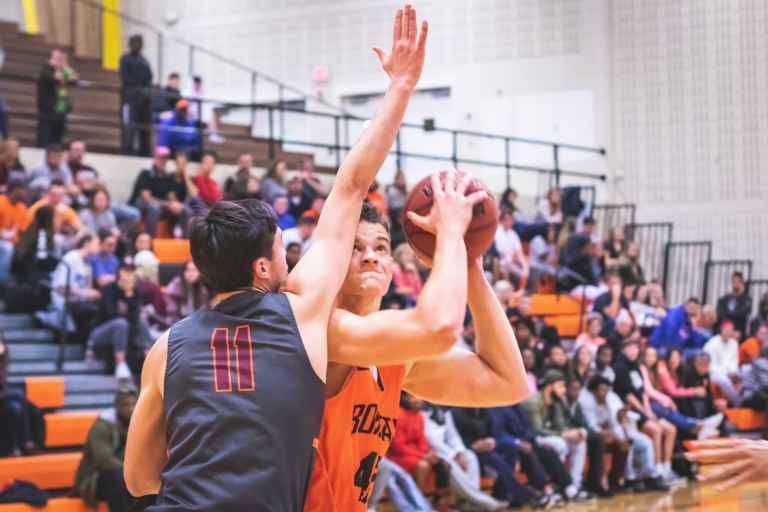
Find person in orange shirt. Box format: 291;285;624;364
26;179;81;240
366;180;388;218
0;181;29;281
740;324;768;365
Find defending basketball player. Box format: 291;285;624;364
685;438;768;490
304;173;529;510
123;5;427;511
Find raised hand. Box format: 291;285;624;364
372;5;428;90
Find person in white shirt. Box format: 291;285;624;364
494;210;530;289
281;211;317;255
703;321;741;404
423;405;507;511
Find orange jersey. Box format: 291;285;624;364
304;365;406;512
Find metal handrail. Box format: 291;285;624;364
56;261;72;372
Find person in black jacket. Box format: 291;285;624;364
36;49;68;147
84;264;152;383
119;35;153;156
716;271;752;338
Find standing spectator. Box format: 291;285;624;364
703;321;741;404
156;100;202;158
749;292;768;338
739;345;768;411
88;229;120;289
129;147;190;237
260;160;288;205
26;180;81;245
223;153;260;201
160;72;182;112
119;34;153;156
423;405;507;511
164;261;209;324
523;370;593;501
617;241;645;286
0;138;27;192
494;210;530;289
85;265;152;381
74;388;137;512
740;323;768;365
535;188;563;224
272;196;295;230
192;151;222;207
716;271;752;337
392;243;423;307
28;144;72;199
37;49;74;146
575;313;607;357
282;211;317;254
0;180;28;282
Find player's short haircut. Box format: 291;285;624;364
189;199;277;293
359;201;390;233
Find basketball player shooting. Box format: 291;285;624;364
123;4;427;511
305;170;530;510
685;438;768;490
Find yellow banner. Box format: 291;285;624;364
102;0;121;70
22;0;39;34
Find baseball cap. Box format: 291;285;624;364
154;146;170;158
539;369;565;388
175;99;190;110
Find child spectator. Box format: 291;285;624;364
575;314;606;357
164;261;209;324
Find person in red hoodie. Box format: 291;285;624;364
193;150;222;207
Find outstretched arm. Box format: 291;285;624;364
402;258;529;407
686;438;768;490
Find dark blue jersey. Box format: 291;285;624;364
149;290;324;512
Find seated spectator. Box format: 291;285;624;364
488;404;568;507
535;187;563;224
592;273;630;331
0;138;26;193
494;210;530;290
739;344;768;411
183;75;224;143
299;159;324;205
27;179;81;246
594;344;616;382
423;404;507;511
630;280;667;335
649;297;703;354
565;378;628;497
366;180;388;217
602;226;626;270
88;229;120;288
192;150;222;207
223;153;260;201
128;146;190;237
0;333;45;456
28;143;72;200
0;180;29;283
613;337;680;482
694;303;718;343
286;176;307;220
521;347;539;393
540;344;568;377
309;196;325;217
367;457;433;512
85;264;152;382
261;160;288;205
566;345;594;386
617;241;645;286
524;370;593;501
282;211;317;254
655;348;708;404
164;261;209;324
740;323;768;365
452;407;540;509
11;205;61;286
703;321;741;404
37;234;101;341
678;352;728;424
79;187;124;237
273;195;296;230
498;186;518;214
156;99;202;157
749;292;768;337
286;242;301;272
133;232;153;257
575;313;606;357
62;140;98;208
606;308;639;356
74;387;136;512
170;151;199;209
528;223;559;280
560;235;601;299
392;244;423;308
134;249;166;328
717;271;752;338
388;393;452;508
159;72;182;112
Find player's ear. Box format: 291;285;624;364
253;257;271;280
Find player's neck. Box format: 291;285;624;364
337;293;382;316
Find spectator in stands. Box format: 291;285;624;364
655;348;708;405
37;49;74;147
739;344;768;411
0;180;29;283
703;320;741;404
366;180;388;217
27;179;81;246
88;229;120;289
285;242;301;272
524;370;593;501
132;232;153;257
28;143;71;199
162;72;182;112
120;34;153;156
192;151;222;207
11;205;60;290
183;75;224;144
749;292;768;337
273;195;296;230
535;188;563;224
521;347;539;393
575;313;607;357
282;211;317;254
602;226;626;270
649;297;703;354
494;210;530;290
164;261;209;324
605;308;639;357
223;153;260;201
528;223;559;281
498;187;517;214
716;271;752;338
566;345;594;386
0;138;27;192
678;352;727;424
170;151;198;209
79;188;117;235
618;241;645;286
576;375;631;495
85;264;152;382
74;387;137;512
392;243;423;308
299;159;324;204
488;404;567;507
694;303;718;343
156;100;202;158
260;160;288;205
423;404;508;510
62;140;97;204
559;234;600;298
285;176;306;220
367;457;433;512
129;146;190;238
386;170;408;245
594;344;615;382
740;323;768;365
631;280;667;335
592;273;629;330
613;337;679;481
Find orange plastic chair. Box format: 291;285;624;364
0;497;107;512
0;452;82;490
153;238;191;264
45;412;98;448
26;377;65;409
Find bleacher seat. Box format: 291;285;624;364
0;453;82;490
724;408;768;431
45;412;98;448
26;377;65;410
153;239;191;264
528;294;584;316
543;314;587;337
0;498;107;512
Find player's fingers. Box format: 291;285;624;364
430;171;445;198
698;458;752;483
456;172;472;196
406;211;433;232
465;190;487;206
715;467;757;491
408;6;417;44
393;8;403;43
686;447;747;464
417;20;429;55
372;47;387;67
688;438;750;451
445;168;458;195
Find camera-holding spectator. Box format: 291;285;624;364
494;210;530;290
223;153;260;201
535;188;563;224
285;242;301;272
282;211;317;254
28;144;72;200
0;138;27;192
391;243;423;308
566;345;594;387
739;343;768;411
164;261;209;325
575;313;607;357
740;323;768;365
120;34;153;156
716;271;752;338
524;370;594;502
37;49;77;147
261;160;288;205
617;241;645;286
73;388;137;512
423;405;508;511
129;146;190;238
273;195;296;230
602;226;626;270
192;151;222;207
26;179;81;247
703;320;741;405
0;180;29;283
88;229;120;289
156;100;202;158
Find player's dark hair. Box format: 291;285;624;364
360;201;390;233
189;199;277;293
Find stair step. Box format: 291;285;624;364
3;328;55;343
0;313;35;329
8;374;118;392
64;392;117;408
9;360;107;376
6;343;84;362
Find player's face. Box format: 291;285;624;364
340;222;393;297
